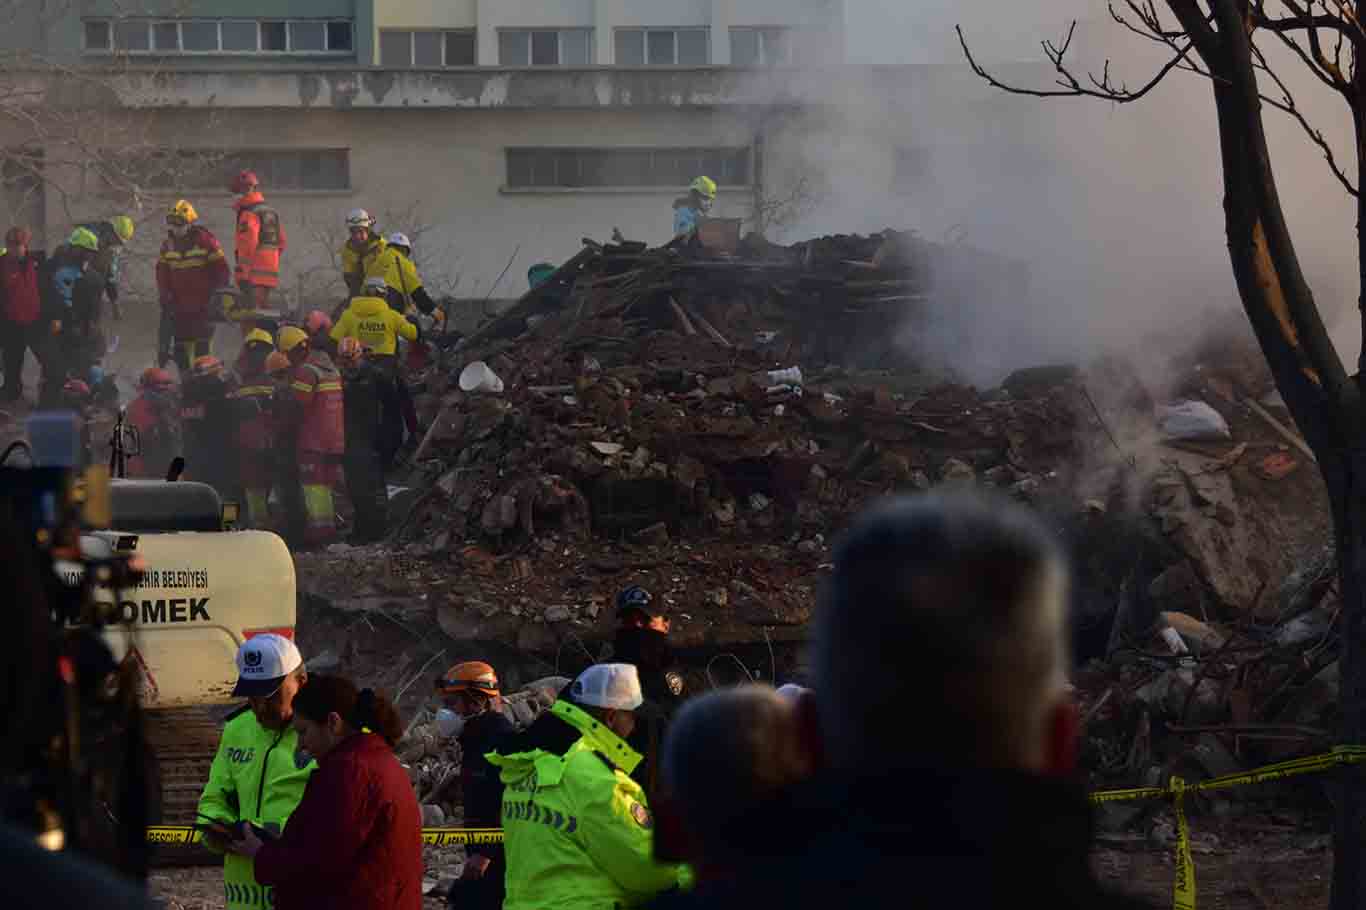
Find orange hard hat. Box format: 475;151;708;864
139;366;175;390
191;355;224;379
305;310;333;336
435;661;499;697
264;351;291;375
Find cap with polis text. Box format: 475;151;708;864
569;663;643;711
231;634;303;698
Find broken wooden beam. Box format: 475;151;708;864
667;296;697;336
1242;397;1317;464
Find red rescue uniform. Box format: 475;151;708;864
125;389;180;480
289;351;344;545
157;226;231;367
231;367;278;528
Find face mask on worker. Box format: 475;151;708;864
435;708;465;739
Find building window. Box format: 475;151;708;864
82;18;354;55
615;28;709;65
506;147;750;189
730;27;792;66
380;29;477;67
117;149;350;192
498;29;592;66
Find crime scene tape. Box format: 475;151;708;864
1087;745;1366;910
146;826;504;846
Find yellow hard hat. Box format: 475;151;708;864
277;325;308;354
167;200;198;224
110;215;135;243
690;176;718;199
244;328;275;349
68;227;99;252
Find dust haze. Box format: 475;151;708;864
781;0;1360;387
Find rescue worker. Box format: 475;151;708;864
125;367;181;480
232;170;287;321
198;634;316;910
375;232;443;450
266;350;305;542
180;355;239;501
0;227;43;402
613;585;686;797
304;310;335;356
37;227;101;406
434;662;514;910
487;663;684;910
75;214;135;324
672;176;716;239
330;275;419;472
279;325;345;548
339;209;386;299
336;337;387;543
230;330;279;528
157;200;231;372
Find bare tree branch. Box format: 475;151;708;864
955;21;1195;102
1250;41;1359;194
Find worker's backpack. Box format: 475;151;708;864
244;204;283;250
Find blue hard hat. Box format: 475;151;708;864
615;585;653;617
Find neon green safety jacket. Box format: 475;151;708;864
197;708;316;910
487;700;685;910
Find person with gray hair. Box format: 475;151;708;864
651;685;815;888
667;492;1151;910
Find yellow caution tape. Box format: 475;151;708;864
1088;745;1366;910
146;825;504;846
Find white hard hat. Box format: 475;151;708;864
231;633;304;698
570;663;643;711
387;232;411;248
346;208;374;228
776;684;809;702
363;275;388;292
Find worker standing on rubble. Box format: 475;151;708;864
488;663;684;910
340;209;387;299
74;214;134;326
336;337;387;543
231;329;279;528
37;227;102;407
158;200;232;372
672;177;716;240
279;325;345;547
232;170;287;324
266;349;306;542
331;275;419;471
613;585;686;797
181;355;239;501
125;367;181;480
375;232;442;452
0;227;43;403
198;635;316;910
434;662;514;910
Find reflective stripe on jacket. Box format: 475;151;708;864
289;352;345;456
197;709;316;910
487;700;684;910
157;227;231;341
329;295;417;356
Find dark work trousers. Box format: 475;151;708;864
396;374;419;438
369;356;404;472
445;870;504;910
1;320;38;401
275;428;307;549
342;369;387;543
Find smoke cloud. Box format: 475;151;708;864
779;1;1359;387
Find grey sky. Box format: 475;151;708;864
845;0;1098;64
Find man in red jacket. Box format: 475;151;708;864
0;227;43;402
125;367;181;480
157;200;231;373
279;326;344;548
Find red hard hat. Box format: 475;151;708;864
139;367;175;390
231;170;260;194
192;355;224;379
62;378;91;398
305;310;333;336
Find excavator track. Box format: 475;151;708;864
145;706;232;867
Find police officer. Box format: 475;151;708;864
487;664;683;910
198;635;315;910
434;662;515;910
612;585;686;797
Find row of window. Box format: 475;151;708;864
82;18;810;66
384;26;808;67
100;147;752;192
84;18;353;54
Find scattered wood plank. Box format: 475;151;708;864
1242;397;1317;464
667;297;697;336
